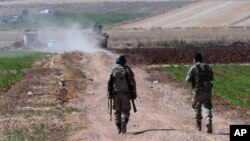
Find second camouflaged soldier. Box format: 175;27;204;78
186;53;214;133
108;55;137;134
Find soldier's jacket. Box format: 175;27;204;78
186;62;214;92
58;87;68;103
108;64;135;94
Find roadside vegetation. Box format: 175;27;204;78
0;51;85;140
160;64;250;109
0;51;47;89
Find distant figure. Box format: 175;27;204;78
22;9;28;16
58;79;69;104
92;23;109;48
107;55;137;134
186;53;214;133
93;23;102;35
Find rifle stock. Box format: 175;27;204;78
108;98;112;121
108;73;113;121
131;98;137;113
124;67;137;113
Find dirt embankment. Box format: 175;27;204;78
0;52;87;140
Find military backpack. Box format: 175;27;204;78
112;66;129;93
193;63;213;91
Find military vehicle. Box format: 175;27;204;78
92;24;109;48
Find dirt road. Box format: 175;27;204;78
67;51;245;141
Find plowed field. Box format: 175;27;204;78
115;46;250;65
120;0;250;29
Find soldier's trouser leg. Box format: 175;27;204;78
113;94;122;134
113;93;131;134
202;97;213;133
192;92;203;131
193;104;202;131
114;111;122;134
120;93;131;134
121;110;130;134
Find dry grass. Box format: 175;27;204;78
0;52;88;140
107;28;250;48
60;52;86;100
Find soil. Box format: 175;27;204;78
0;52;87;140
119;1;250;29
1;50;249;140
68;51;248;141
114;46;250;65
0;1;249;139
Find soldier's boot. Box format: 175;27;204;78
196;120;202;131
116;123;121;134
206;119;212;133
121;121;127;134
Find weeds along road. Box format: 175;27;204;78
68;52;241;141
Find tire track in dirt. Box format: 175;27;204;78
69;52;246;141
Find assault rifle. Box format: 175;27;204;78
124;68;137;113
108;74;113;121
108;98;112;121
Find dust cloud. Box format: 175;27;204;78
34;24;108;53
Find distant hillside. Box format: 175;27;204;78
0;1;192;29
0;0;195;5
119;1;250;29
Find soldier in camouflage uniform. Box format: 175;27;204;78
107;55;137;134
186;53;214;133
58;79;69;104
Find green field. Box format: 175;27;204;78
1;12;146;29
0;51;47;89
160;64;250;109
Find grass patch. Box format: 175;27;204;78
1;12;146;29
160;64;250;109
3;124;48;141
0;108;54;118
3;123;66;141
0;106;81;118
63;106;81;114
31;101;57;108
0;51;47;89
65;123;86;134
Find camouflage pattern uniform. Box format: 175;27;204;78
108;64;135;134
58;80;69;104
186;62;214;133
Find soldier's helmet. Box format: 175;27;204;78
116;54;126;65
